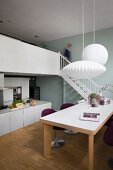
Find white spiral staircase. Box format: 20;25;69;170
60;53;101;100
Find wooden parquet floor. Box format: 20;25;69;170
0;122;113;170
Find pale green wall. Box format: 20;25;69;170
36;76;63;110
37;27;113;109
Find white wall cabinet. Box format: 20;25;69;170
23;107;35;126
23;102;51;125
0;101;51;136
10;109;24;132
0;112;10;135
34;103;51;122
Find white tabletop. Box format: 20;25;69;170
40;101;113;135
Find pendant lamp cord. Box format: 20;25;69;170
93;0;95;44
82;0;85;60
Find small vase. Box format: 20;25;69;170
90;98;98;107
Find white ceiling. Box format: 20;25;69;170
0;0;113;45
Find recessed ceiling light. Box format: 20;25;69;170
34;35;39;38
0;20;3;23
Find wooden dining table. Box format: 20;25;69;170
40;101;113;170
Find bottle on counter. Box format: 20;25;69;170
100;96;105;105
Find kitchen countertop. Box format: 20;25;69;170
0;100;51;114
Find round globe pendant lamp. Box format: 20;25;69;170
81;44;108;65
81;0;108;65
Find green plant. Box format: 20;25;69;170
89;93;97;99
13;99;24;104
12;99;24;108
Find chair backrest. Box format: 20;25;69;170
103;121;113;146
41;108;56;117
60;103;74;110
105;115;113;126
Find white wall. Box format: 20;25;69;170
0;34;60;75
4;77;29;100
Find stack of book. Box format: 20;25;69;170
80;112;100;122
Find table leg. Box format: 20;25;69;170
43;124;53;158
88;134;94;170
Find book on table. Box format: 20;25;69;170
80;112;100;122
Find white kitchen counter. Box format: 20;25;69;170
0;100;50;114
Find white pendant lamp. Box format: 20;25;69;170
62;61;106;79
81;44;108;65
81;0;108;66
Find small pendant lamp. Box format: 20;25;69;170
81;0;108;66
81;44;108;65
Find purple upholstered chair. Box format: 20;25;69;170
41;108;55;117
103;121;113;169
60;103;74;110
41;108;64;148
103;121;113;146
105;115;113;126
60;103;78;135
